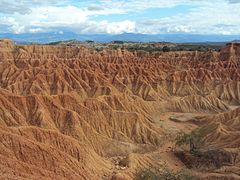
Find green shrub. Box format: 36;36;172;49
135;167;197;180
177;169;198;180
136;169;160;180
162;46;170;52
175;130;203;155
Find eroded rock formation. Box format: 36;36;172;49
0;39;240;179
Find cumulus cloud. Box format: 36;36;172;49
0;0;239;35
84;20;136;34
136;0;240;35
0;4;136;34
0;0;64;14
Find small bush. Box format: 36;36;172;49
136;169;160;180
175;129;203;155
177;169;197;180
135;167;197;180
162;46;170;52
175;132;191;147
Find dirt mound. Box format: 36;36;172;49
0;39;14;60
0;125;111;179
201;107;240;150
220;42;240;63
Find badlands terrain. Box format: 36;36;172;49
0;39;239;179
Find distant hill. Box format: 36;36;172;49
0;32;240;44
231;40;240;43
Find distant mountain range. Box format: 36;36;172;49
0;32;239;44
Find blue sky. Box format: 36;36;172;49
0;0;239;35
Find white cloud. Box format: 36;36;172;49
0;5;136;34
29;28;43;33
0;0;239;35
99;20;136;34
0;0;64;14
81;20;136;34
135;0;240;35
1;5;88;33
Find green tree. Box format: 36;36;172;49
162;46;170;52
